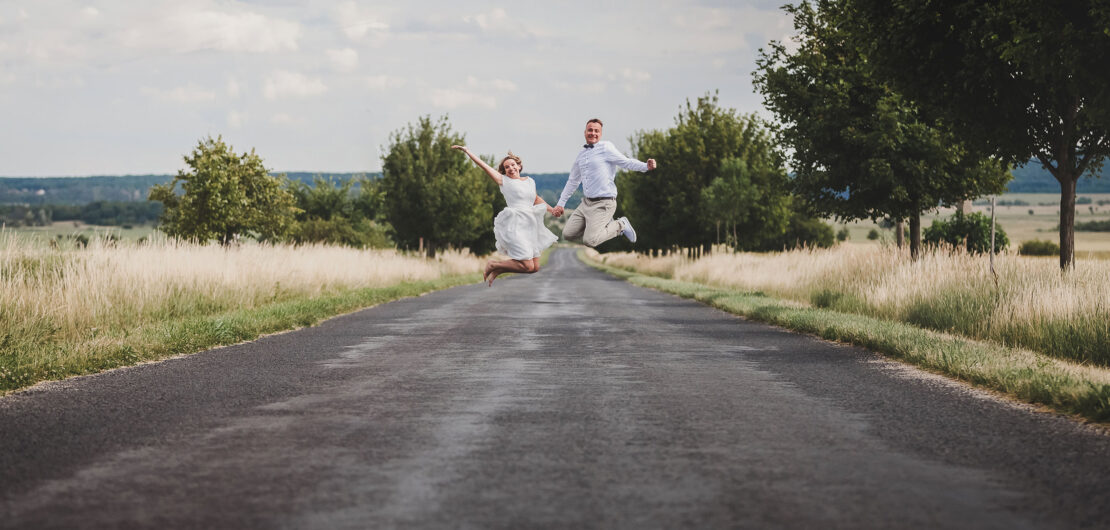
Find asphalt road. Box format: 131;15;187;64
2;248;1109;529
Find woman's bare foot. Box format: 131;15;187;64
483;262;494;283
486;270;502;286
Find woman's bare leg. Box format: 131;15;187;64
485;258;537;286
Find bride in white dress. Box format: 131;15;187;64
452;145;559;286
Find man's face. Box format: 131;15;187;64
584;122;602;145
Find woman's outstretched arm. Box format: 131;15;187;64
451;145;502;185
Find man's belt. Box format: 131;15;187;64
585;196;615;201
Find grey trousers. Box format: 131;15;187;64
561;197;622;248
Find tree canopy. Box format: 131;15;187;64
148;136;297;245
840;0;1110;268
620;93;821;252
379;116;502;256
754;1;1009;259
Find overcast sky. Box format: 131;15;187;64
0;1;793;176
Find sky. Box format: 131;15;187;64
0;0;794;176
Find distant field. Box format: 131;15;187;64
835;193;1110;258
3;221;156;245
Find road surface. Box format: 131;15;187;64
1;248;1108;529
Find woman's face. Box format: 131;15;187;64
502;158;520;178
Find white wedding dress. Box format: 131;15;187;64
493;177;558;260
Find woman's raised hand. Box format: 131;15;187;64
451;145;468;153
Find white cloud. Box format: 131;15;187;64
464;75;517;92
555;80;607;95
365;74;406;90
228;110;247;129
430;88;496;109
141;84;218;103
263;70;327;100
270;113;293;124
621;69;651;83
81;7;100;18
327;48;359;73
120;7;300;54
463;7;508;31
335;2;389;42
227;78;242;98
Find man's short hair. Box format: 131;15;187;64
586;118;603;127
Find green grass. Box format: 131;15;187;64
0;273;479;394
582;252;1110;423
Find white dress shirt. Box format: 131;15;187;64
556;140;649;208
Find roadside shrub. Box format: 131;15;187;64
924;212;1008;254
1019;239;1060;256
1075;219;1110;232
866;229;879;240
836;227;850;241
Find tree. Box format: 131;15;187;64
621;93;801;252
842;0;1110;269
287;176;393;248
379;116;501;257
149;136;297;244
924;212;1010;254
700;157;793;249
754;1;1010;260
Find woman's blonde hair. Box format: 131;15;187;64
497;151;522;175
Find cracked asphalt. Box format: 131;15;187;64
1;248;1108;529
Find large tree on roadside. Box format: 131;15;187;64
753;1;1009;259
841;0;1110;269
621;93;798;252
380;116;501;257
149;136;297;245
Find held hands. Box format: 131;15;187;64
552;206;564;218
647;159;657;170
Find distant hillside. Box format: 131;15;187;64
0;172;379;205
1007;162;1110;193
0;171;582;207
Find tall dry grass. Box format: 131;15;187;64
0;232;484;390
595;245;1110;365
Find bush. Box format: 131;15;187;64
1075;219;1110;232
836;227;850;241
866;229;880;240
1018;239;1060;256
924;212;1008;254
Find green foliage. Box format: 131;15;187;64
149;136;297;245
1075;219;1110;232
621;93;796;252
754;1;1010;259
923;212;1009;254
769;214;835;250
1019;240;1060;256
866;229;879;240
380;116;501;256
835;227;850;242
286;176;393;248
842;0;1110;268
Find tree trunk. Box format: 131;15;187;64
1059;175;1077;270
909;211;922;261
425;241;437;259
895;219;905;249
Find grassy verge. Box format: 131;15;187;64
582;252;1110;423
0;273;479;394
